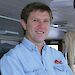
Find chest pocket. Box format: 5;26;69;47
25;71;35;75
53;64;67;75
25;68;48;75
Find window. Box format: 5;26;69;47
48;45;58;50
45;40;63;52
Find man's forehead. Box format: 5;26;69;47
29;10;50;17
30;10;49;14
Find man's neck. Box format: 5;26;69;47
35;42;44;54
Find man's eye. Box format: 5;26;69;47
33;19;39;22
44;20;50;22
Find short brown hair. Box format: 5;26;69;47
21;2;53;24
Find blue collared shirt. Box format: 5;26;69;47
0;37;74;75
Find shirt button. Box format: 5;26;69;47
44;68;47;71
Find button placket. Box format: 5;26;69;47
41;49;48;73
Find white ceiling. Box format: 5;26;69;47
0;0;75;40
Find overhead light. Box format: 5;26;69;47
0;15;20;22
0;30;19;35
51;24;59;28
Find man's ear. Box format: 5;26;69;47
20;19;26;30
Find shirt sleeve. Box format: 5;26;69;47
59;52;74;75
0;54;25;75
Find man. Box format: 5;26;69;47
0;2;74;75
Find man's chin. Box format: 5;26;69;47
35;39;45;43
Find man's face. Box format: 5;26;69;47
24;10;50;43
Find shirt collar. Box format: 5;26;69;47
22;37;36;51
22;37;47;52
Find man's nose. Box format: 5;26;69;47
38;21;45;27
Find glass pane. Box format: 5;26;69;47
48;45;58;50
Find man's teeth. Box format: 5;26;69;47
37;31;44;34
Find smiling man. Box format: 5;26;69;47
0;2;74;75
21;10;50;53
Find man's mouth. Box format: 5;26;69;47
35;31;45;34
